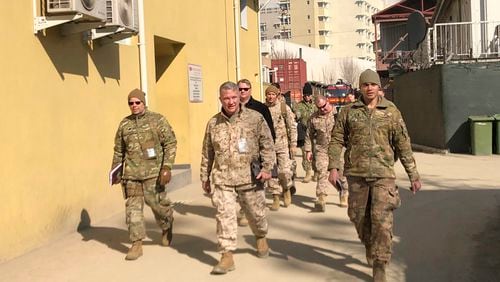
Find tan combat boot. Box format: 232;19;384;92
373;260;387;282
302;170;313;183
365;244;373;267
256;236;269;258
211;252;235;274
238;216;248;226
161;225;173;246
339;193;348;208
315;194;326;212
270;194;280;211
125;240;143;260
312;172;319;182
283;189;292;207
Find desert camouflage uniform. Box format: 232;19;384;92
265;101;297;195
200;106;275;252
112;110;177;242
294;100;315;172
328;96;419;263
304;108;348;197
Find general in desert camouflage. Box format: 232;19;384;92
201;81;275;274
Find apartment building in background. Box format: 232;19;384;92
260;0;386;64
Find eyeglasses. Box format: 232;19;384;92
317;102;328;110
239;87;251;92
128;101;142;106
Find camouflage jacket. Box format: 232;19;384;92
112;110;177;180
304;109;336;153
294;100;315;128
328;97;420;181
266;101;297;150
200;106;276;188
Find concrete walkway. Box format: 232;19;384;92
1;153;500;282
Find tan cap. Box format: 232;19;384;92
128;88;146;104
265;85;280;95
359;69;381;87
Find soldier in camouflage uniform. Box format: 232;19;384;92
328;70;422;282
264;85;297;210
294;84;316;183
201;81;276;275
304;95;348;212
111;89;177;261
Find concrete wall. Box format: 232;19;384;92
0;0;261;262
393;63;500;153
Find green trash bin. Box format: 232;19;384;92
493;114;500;154
468;116;494;155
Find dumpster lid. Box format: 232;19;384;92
468;115;495;121
492;114;500;120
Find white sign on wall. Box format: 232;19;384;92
188;64;203;103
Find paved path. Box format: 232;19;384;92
1;153;499;282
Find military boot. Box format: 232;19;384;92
125;240;143;260
161;220;173;246
256;236;269;258
315;194;326;212
270;194;280;211
302;170;313;183
238;216;248;227
373;260;387;282
312;172;319;182
211;252;235;274
365;244;373;267
283;189;292;207
339;193;348;208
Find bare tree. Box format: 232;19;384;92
339;57;362;86
321;66;336;84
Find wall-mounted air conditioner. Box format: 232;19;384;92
106;0;139;32
47;0;107;21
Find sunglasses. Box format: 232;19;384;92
239;87;251;92
128;101;142;106
317;102;328;110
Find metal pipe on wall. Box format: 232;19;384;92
138;0;149;105
233;0;241;80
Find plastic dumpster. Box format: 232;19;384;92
493;114;500;154
468;116;494;155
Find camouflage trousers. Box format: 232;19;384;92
212;184;268;252
346;177;401;262
124;178;174;242
300;146;313;172
314;149;348;197
266;147;292;195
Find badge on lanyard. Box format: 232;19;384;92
238;138;248;153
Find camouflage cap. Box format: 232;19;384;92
128;88;146;104
265;85;280;95
359;69;381;87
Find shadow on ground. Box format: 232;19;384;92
243;235;372;281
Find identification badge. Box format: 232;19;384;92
238;138;248;153
146;148;156;158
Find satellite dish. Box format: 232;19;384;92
119;0;133;26
81;0;96;11
407;11;427;50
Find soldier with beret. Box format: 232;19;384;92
201;81;276;274
111;88;177;260
328;69;421;281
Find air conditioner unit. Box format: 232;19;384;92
106;0;139;32
47;0;107;21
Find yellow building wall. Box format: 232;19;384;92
0;0;261;262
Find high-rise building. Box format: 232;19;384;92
260;0;386;63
